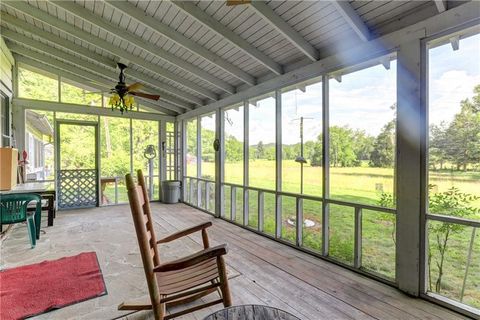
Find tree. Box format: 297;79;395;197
444;86;480;171
427;186;479;292
310;138;323;167
329;126;357;167
225;135;243;162
256;141;265;159
353;130;374;163
429;122;449;170
369;120;395;167
200;127;215;162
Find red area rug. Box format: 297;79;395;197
0;252;107;320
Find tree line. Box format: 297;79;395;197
221;121;395;168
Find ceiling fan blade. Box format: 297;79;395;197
130;91;160;101
126;82;143;92
226;0;251;6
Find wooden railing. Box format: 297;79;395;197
183;176;397;283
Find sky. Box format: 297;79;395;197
429;33;480;126
214;33;480;146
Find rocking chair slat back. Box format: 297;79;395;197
125;171;161;310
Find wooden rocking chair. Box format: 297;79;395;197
119;170;232;320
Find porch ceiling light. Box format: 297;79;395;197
108;93;135;114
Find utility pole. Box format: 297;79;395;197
292;116;313;194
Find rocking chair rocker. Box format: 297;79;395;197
119;170;232;320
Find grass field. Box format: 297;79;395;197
186;159;479;308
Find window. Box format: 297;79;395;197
281;81;323;196
186;119;197;178
100;117;131;203
132;119;159;200
1;94;9;146
61;79;102;106
427;32;480;309
200;113;215;180
18;67;58;102
224;104;244;185
25;110;54;181
328;60;397;273
165;122;176;180
329;62;397;205
248;94;276;190
138;104;163;114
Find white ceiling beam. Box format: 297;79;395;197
331;1;371;42
249;1;319;62
2;29;194;111
434;0;447;13
104;0;256;86
380;56;391;70
171;1;283;76
2;12;203;107
1;12;117;69
3;1;219;101
14;55;172;116
449;35;459;51
13;97;175;122
50;0;235;95
6;42;184;115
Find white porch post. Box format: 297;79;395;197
12;105;25;153
396;39;423;296
215;108;224;218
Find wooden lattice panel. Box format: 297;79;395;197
57;169;98;209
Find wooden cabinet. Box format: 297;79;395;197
0;147;17;190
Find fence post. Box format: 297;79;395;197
354;207;362;269
258;191;264;232
296;198;303;247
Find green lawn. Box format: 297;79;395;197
188;159;479;308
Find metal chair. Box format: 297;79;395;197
0;193;42;248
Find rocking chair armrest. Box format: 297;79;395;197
153;244;228;273
157;222;212;244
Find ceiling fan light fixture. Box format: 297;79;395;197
109;93;135;114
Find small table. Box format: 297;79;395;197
101;177;118;205
204;305;301;320
0;182;56;226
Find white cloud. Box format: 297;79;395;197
429;70;480;125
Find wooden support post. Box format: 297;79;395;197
396;39;422;296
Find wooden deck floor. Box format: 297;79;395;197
0;203;467;320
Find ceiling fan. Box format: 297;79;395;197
108;63;160;113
